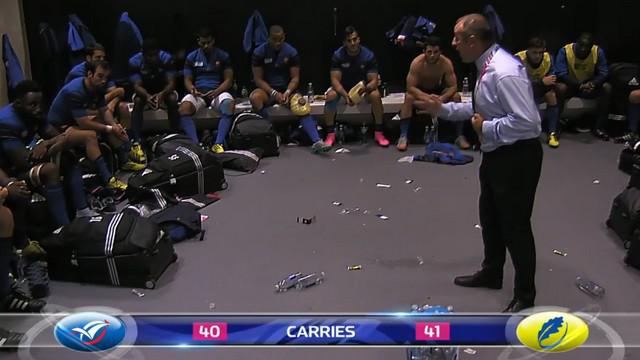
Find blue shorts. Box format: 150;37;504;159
533;83;553;104
0;137;25;170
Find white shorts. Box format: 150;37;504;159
181;92;234;112
325;87;371;104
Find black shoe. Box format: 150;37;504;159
453;271;502;289
593;129;610;141
22;260;50;299
502;298;534;313
614;133;638;144
1;288;46;313
0;327;24;350
21;242;50;299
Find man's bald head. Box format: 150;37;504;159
452;13;494;63
455;14;494;45
269;25;284;36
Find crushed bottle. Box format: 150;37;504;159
575;276;605;298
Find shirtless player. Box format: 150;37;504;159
396;36;468;151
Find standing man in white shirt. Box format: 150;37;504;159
418;14;543;313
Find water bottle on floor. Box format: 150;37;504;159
307;82;314;103
360;123;368;144
337;124;346;145
575;276;605;298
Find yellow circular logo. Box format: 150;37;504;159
516;311;589;352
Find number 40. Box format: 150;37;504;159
199;325;221;338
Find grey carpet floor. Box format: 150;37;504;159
4;133;640;360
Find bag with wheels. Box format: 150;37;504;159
228;112;279;157
148;133;201;159
619;148;640;175
607;187;640;247
609;62;640;116
149;203;204;243
213;148;263;173
127;145;226;198
625;235;640;270
39;209;177;288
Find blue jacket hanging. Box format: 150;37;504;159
482;4;505;41
36;23;66;107
2;34;25;89
386;15;436;46
119;12;143;45
67;14;96;52
243;10;268;54
111;12;144;85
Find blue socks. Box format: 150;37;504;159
180;115;199;144
546;105;560;133
258;108;269;119
301;115;321;143
131;109;143;143
400;118;410;137
215;114;232;145
117;142;131;166
65;164;89;212
44;184;70;226
95;156;112;184
0;238;11;297
628;103;640;134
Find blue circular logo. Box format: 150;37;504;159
54;312;126;352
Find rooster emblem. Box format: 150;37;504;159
71;320;110;345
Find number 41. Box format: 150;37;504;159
424;324;441;338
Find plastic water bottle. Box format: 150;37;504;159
382;82;388;98
232;80;238;96
307;82;314;103
462;77;469;94
240;86;249;99
360;123;368;144
337;124;345;145
575;277;605;298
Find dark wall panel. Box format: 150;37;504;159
23;0;640;96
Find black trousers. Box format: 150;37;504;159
479;138;543;303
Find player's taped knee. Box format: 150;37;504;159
28;164;45;188
220;99;234;116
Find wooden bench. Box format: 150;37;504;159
134;93;604;131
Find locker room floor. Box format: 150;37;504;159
5;132;640;360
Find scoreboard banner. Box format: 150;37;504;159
4;310;638;353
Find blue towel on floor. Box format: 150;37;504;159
414;142;474;165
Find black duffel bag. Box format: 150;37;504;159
625;235;640;270
228;112;279;157
607;187;640;247
127;145;226;198
40;209;177;289
619;148;640;175
148;133;201;159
